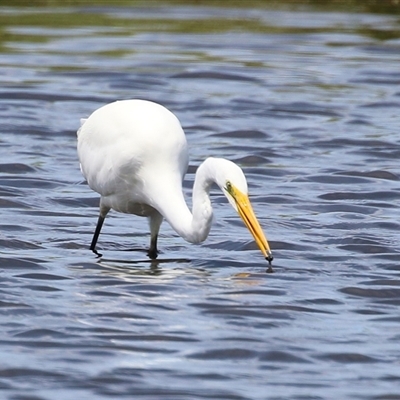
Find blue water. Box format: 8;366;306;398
1;3;400;400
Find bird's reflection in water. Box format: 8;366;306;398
95;255;196;278
88;247;271;280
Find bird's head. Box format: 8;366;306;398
210;158;273;264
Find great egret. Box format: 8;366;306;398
77;99;273;263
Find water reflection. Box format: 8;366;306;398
96;256;194;276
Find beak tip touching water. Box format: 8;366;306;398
265;253;273;265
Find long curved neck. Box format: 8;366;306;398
154;158;217;244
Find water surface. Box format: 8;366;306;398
1;3;400;400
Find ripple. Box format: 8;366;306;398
15;273;71;280
0;367;66;378
172;71;260;82
0;163;36;173
214;130;268;139
270;101;342;117
335;170;399;181
0;300;31;309
187;348;258;360
319;190;400;201
260;350;310;363
339;287;400;299
0;257;44;270
316;352;380;363
14;328;69;339
0;239;42;250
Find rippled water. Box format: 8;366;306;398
1;3;400;399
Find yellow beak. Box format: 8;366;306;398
231;186;273;263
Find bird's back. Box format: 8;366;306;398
77;100;189;204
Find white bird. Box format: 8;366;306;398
77;99;273;263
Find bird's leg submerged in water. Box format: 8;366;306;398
147;235;158;259
90;215;105;257
90;203;110;258
147;212;163;260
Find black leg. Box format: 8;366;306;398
90;214;105;258
147;213;162;260
147;234;158;260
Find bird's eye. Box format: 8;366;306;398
225;181;233;194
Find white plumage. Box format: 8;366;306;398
77;99;272;262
